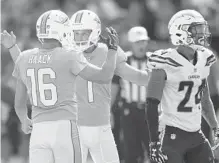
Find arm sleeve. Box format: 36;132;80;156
70;51;88;75
116;46;127;65
12;55;22;80
205;50;217;67
146;69;166;142
147;50;169;70
115;47;128;75
146;97;160;142
147;49;183;70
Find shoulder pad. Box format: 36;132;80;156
147;48;182;69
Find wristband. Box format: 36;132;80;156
8;44;16;50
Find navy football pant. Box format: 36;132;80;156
161;126;215;163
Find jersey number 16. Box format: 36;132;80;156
27;68;58;106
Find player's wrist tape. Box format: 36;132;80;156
146;97;160;142
8;44;16;50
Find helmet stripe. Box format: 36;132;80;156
75;12;83;23
40;11;51;34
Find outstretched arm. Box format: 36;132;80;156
78;27;118;84
14;79;29;123
14;79;32;134
9;44;21;62
146;69;168;163
115;62;149;86
146;69;166;142
1;30;21;62
79;49;117;83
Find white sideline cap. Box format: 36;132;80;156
128;26;150;42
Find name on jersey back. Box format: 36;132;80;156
28;54;51;64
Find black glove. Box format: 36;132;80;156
99;27;118;51
213;127;219;138
149;142;168;163
213;127;219;150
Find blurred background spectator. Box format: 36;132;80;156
1;0;219;163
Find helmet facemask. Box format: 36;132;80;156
187;22;211;47
70;10;102;52
168;10;211;48
72;29;100;52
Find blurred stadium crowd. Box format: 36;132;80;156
1;0;219;163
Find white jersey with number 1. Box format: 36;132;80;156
76;43;127;126
76;43;127;163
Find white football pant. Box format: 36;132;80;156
29;120;82;163
78;125;120;163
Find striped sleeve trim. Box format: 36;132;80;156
205;54;216;66
150;54;183;67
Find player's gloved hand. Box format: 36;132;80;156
1;30;17;49
212;127;219;159
99;27;118;51
149;141;168;163
21;118;32;134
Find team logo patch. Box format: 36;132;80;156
170;133;176;140
194;68;197;72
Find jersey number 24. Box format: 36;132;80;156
177;79;206;112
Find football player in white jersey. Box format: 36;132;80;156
145;10;219;163
1;10;119;163
70;10;149;163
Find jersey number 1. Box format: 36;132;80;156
27;68;58;106
87;81;94;103
177;79;206;112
